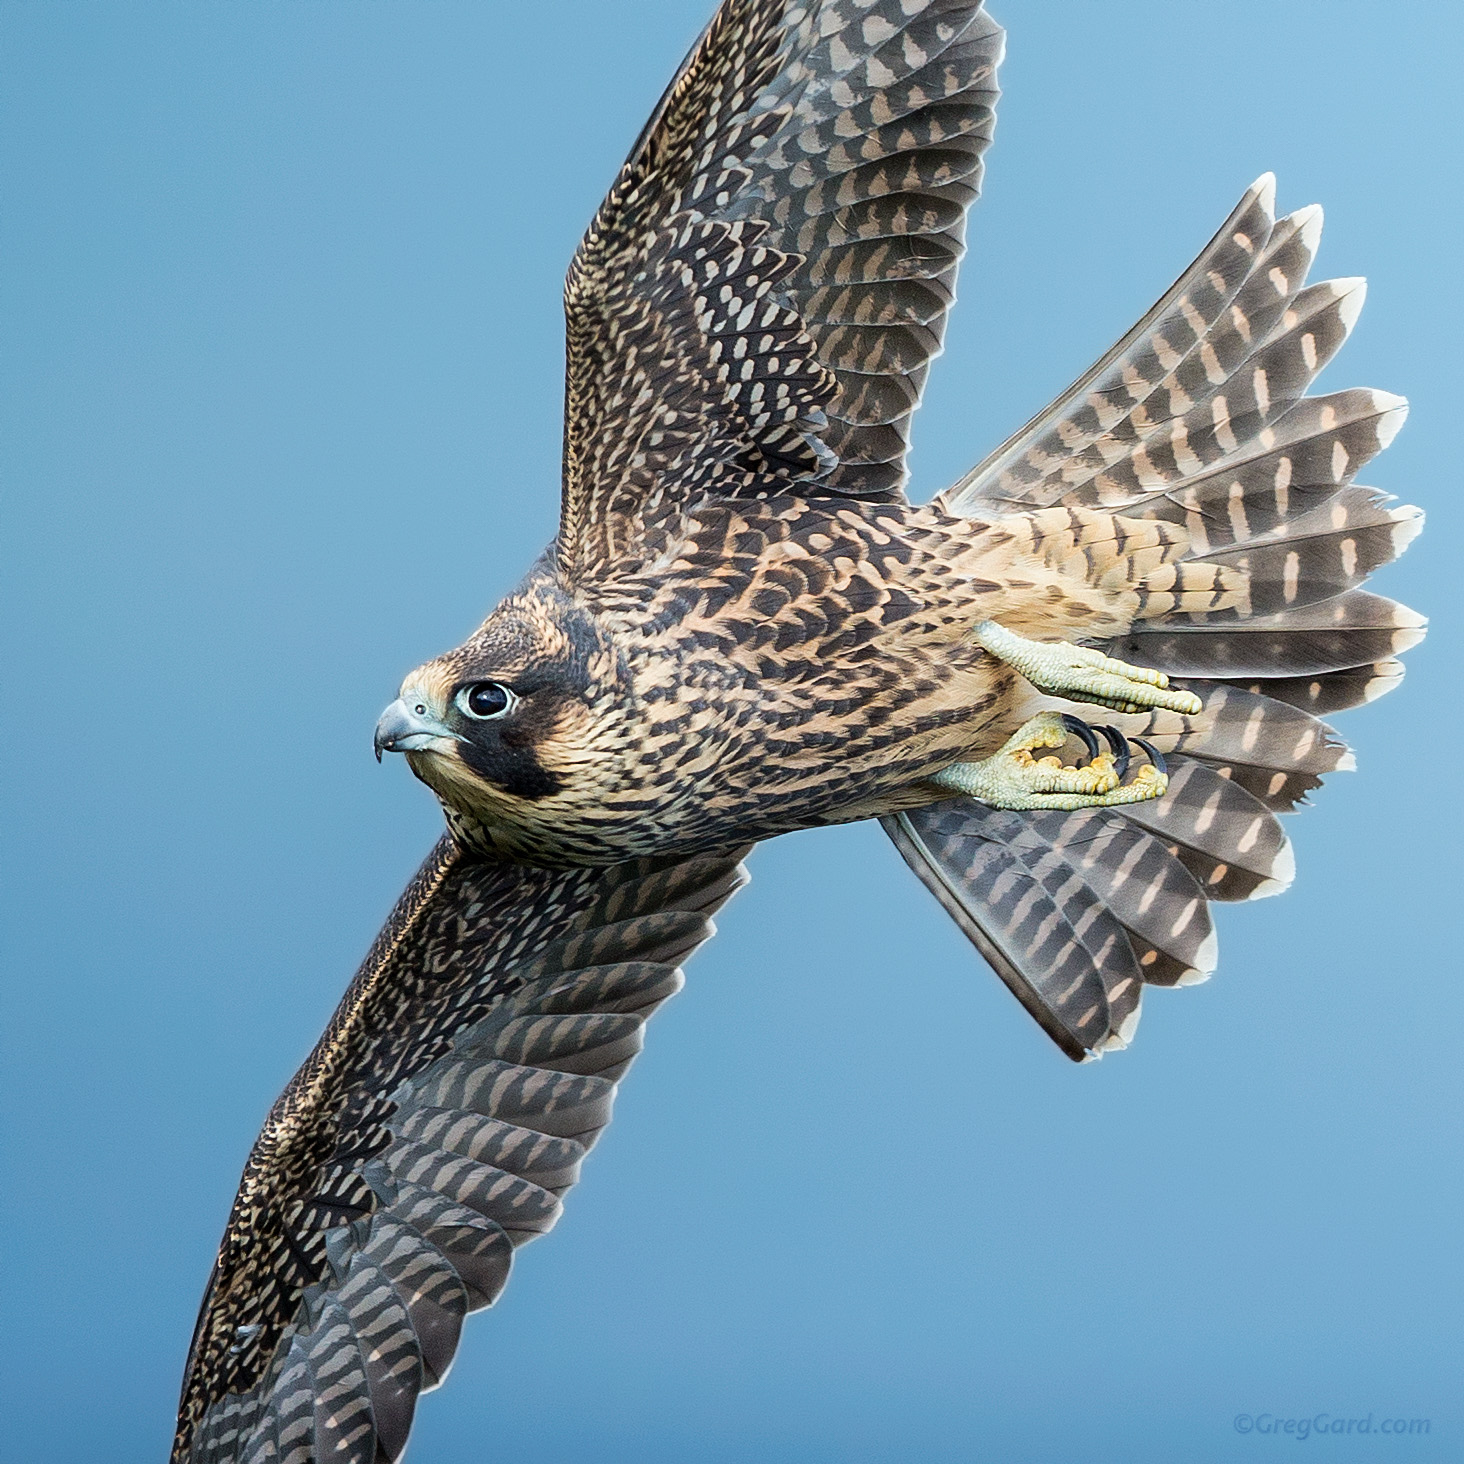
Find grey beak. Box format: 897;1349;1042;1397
374;698;456;761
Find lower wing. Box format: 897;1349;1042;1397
173;836;749;1463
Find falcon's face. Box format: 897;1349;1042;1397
374;584;622;839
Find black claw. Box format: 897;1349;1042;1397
1133;737;1167;776
1060;713;1101;763
1096;724;1131;781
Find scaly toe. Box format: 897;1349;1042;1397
928;710;1173;811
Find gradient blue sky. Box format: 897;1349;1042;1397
6;3;1461;1460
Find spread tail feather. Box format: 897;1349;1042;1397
894;178;1422;1059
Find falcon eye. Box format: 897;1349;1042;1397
457;681;515;720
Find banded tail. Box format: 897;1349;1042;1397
886;176;1423;1062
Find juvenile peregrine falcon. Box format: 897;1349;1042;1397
173;1;1423;1458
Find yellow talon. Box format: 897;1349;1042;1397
930;711;1175;812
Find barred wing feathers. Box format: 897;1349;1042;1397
560;0;1004;577
891;179;1422;1059
173;839;749;1463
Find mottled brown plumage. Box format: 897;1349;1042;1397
174;1;1423;1459
399;495;1161;866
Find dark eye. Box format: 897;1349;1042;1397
457;681;515;720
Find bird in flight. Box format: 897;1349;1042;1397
173;1;1423;1458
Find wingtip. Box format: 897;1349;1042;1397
1250;171;1278;215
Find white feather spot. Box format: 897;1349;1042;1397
1154;333;1184;373
1294;202;1323;256
1242;706;1264;753
1116;1006;1142;1044
1261;836;1296;894
1194;789;1223;837
1334;278;1367;333
1390;509;1423;555
1212;396;1238;453
1362;663;1403;702
1194;927;1220;974
901;34;929;68
1170;421;1203;477
1372;392;1409;447
1168;898;1199;937
1273;477;1289;520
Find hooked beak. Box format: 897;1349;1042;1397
374;697;457;761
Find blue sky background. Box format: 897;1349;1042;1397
5;3;1461;1460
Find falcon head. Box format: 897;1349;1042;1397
374;579;621;844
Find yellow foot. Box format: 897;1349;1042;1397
973;619;1203;717
930;712;1171;812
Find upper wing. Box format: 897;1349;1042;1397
173;836;749;1464
559;0;1004;578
